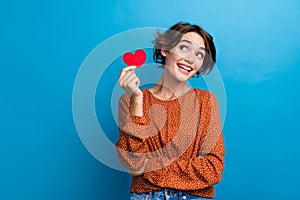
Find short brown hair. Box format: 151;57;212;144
153;22;216;76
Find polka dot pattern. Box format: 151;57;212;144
116;88;225;199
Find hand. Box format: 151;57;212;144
118;66;142;98
128;159;149;176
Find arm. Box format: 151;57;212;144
116;130;149;173
115;90;149;173
143;91;225;190
116;66;155;174
116;94;169;175
143;135;224;190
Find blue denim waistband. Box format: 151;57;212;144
130;188;212;200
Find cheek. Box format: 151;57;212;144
195;59;204;71
164;53;178;65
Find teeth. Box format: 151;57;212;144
178;64;192;72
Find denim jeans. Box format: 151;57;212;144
130;188;212;200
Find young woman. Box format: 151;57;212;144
116;22;225;200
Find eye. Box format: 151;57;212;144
179;45;188;51
196;52;204;59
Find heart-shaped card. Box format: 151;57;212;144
122;49;146;68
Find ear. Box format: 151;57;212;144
161;48;168;57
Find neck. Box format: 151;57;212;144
151;71;190;100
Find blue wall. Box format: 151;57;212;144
1;0;300;199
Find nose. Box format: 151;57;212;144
184;51;194;64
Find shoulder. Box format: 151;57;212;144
193;88;218;106
193;88;216;99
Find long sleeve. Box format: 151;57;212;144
143;135;224;190
143;91;225;190
116;92;168;172
115;93;149;172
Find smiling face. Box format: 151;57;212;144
161;32;206;82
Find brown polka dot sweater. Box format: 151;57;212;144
116;88;225;199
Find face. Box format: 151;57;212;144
162;32;206;82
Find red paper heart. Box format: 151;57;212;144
122;49;146;68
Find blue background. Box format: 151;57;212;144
1;0;300;199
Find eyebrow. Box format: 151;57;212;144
179;39;206;50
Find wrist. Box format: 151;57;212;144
129;91;143;116
131;89;143;100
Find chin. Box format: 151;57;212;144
176;73;195;82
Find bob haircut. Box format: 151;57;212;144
153;22;216;77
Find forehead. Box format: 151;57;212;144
181;32;206;48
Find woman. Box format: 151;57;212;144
116;22;225;200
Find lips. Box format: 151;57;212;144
177;63;193;72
